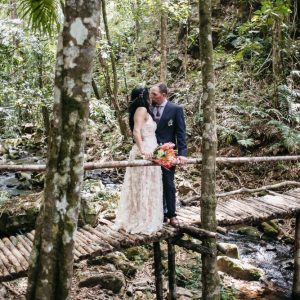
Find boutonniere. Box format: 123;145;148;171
168;119;173;127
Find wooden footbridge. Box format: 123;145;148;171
0;189;299;283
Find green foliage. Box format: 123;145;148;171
0;19;56;137
220;286;239;300
267;120;300;154
18;0;61;36
218;125;255;149
219;0;293;78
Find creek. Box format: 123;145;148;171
220;231;293;298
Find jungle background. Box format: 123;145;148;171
0;0;299;299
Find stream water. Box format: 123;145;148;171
220;232;293;298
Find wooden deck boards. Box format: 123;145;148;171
0;188;299;281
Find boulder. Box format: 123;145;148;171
176;287;202;300
218;243;239;259
0;192;42;234
176;266;194;287
87;252;137;278
260;221;279;238
237;226;261;238
79;271;125;293
217;256;264;281
124;246;150;262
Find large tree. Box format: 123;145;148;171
160;0;168;82
26;0;100;299
199;0;220;299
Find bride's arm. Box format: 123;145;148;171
133;107;152;159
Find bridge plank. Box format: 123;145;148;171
1;189;300;281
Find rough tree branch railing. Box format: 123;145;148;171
0;155;300;172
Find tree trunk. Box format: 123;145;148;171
134;0;141;75
199;1;220;299
92;78;101;100
272;14;283;109
236;0;250;22
26;1;100;299
101;0;128;137
293;213;300;299
160;0;168;82
10;0;17;19
101;0;129;139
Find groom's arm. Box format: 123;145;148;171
175;106;187;157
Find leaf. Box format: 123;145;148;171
18;0;61;36
237;138;255;148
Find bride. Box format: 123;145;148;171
114;86;163;234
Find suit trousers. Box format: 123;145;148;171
162;166;176;218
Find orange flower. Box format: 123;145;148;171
152;143;178;169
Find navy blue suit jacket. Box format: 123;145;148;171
155;101;187;157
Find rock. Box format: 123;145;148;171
237;226;261;238
78;196;99;227
217;256;264;281
260;221;279;238
218;243;239;259
88;252;137;278
177;181;195;196
99;272;125;293
0;192;42;234
124;246;150;262
15;172;31;182
79;271;125;293
175;287;202;300
177;266;194;287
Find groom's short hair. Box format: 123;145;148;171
156;82;168;95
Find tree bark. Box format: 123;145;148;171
199;0;220;299
92;78;101;100
293;213;300;299
236;0;250;22
153;242;163;300
134;0;141;75
272;14;283;109
26;1;100;299
160;0;168;82
101;0;129;139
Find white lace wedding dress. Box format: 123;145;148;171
115;115;163;234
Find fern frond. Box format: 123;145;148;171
237;138;255;148
18;0;61;36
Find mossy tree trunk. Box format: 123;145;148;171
199;0;220;299
26;1;100;299
160;0;168;82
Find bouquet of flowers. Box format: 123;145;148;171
152;142;177;169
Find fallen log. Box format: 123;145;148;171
181;181;300;204
179;224;216;239
0;155;300;172
217;181;300;197
173;238;215;256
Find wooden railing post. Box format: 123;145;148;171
153;242;163;300
293;213;300;299
167;240;176;299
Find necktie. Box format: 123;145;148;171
154;106;162;123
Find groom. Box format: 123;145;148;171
150;83;187;228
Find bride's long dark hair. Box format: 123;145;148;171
128;86;153;132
